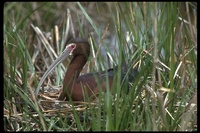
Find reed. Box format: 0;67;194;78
4;2;197;131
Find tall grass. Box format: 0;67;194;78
4;2;197;131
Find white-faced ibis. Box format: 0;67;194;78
35;37;137;101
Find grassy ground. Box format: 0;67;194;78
4;2;197;131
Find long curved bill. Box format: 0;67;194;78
35;43;76;97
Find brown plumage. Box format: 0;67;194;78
36;37;137;101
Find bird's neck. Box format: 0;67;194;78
63;55;87;89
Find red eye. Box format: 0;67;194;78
71;44;76;49
68;44;76;51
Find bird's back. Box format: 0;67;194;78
75;61;138;98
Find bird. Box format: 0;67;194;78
35;37;137;101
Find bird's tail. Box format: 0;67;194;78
120;60;138;94
121;60;138;83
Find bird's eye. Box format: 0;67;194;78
68;43;76;51
70;44;76;49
